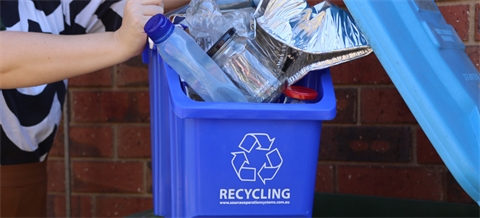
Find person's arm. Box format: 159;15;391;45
0;0;168;89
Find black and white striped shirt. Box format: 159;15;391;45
0;0;125;165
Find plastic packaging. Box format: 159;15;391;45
186;0;256;50
165;0;261;18
207;28;287;103
144;14;248;103
283;86;318;104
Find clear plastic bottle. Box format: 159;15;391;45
144;14;248;103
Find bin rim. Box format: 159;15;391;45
157;52;337;121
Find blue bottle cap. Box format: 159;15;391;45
144;14;175;44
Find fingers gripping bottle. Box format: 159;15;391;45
144;14;248;103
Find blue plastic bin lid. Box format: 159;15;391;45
344;0;480;205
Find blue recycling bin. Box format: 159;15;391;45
145;44;336;217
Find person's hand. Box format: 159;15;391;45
115;0;164;59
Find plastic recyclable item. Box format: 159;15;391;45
207;28;287;103
165;0;261;18
144;14;248;103
216;0;261;10
283;86;318;104
186;0;256;50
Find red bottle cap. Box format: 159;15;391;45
283;86;318;100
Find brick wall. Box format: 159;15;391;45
47;0;479;217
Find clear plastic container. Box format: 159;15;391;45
207;28;287;103
144;14;248;103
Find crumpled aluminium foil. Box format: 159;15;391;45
254;0;373;85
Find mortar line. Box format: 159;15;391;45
442;165;449;202
356;87;362;126
322;123;419;127
68;122;150;126
143;161;148;194
113;125;118;160
46;192;67;195
333;84;397;89
63;93;72;218
468;2;477;44
411;125;419;166
92;195;97;218
316;161;445;167
67;157;151;162
333;164;339;194
71;193;153;197
46;157;66;160
68;87;150;91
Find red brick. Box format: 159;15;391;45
72;161;144;193
71;195;94;217
47;159;65;192
68;67;112;87
338;166;444;201
476;4;479;41
371;140;390;152
72;91;150;123
47;194;65;218
116;55;149;87
69;126;113;157
118;126;151;158
325;88;357;124
330;54;391;85
95;196;153;217
47;195;93;217
438;5;470;41
349;141;369;151
416;128;443;164
315;164;335;193
361;88;416;123
319;126;411;162
446;171;476;204
307;0;345;7
465;45;480;72
50;124;64;157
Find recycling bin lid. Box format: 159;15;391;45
344;0;480;205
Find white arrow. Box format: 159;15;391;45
231;151;256;181
238;133;276;153
258;163;281;185
255;134;275;151
231;151;249;175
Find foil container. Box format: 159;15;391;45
254;0;373;84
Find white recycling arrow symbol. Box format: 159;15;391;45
231;133;283;184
